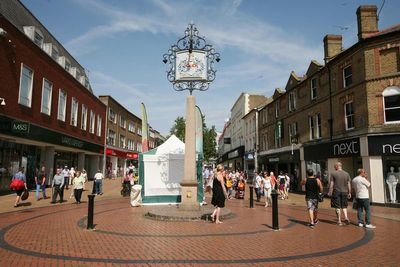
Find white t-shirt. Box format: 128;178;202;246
352;175;370;199
262;177;271;189
255;175;262;188
94;172;104;180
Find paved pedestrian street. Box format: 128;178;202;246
0;180;399;266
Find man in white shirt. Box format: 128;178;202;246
352;169;376;229
94;170;104;195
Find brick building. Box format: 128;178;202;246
0;0;106;191
258;5;400;205
99;96;157;178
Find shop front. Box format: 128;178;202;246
0;116;104;193
244;152;255;173
106;148;138;178
368;134;400;205
303;137;362;193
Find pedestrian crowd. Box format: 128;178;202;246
9;164;104;207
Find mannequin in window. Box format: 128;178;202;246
386;166;398;203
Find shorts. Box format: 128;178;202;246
331;190;348;209
306;198;318;211
279;184;285;190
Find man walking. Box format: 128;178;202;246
352;169;376;229
328;162;351;226
51;168;64;204
94;169;104;195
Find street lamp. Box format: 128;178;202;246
163;23;220;210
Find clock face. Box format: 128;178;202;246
175;50;207;81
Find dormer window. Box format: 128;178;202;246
33;30;44;48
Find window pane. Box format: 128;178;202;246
20;66;33;106
385;108;400;122
384;95;400;109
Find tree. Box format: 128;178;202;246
169;115;217;163
169;116;186;142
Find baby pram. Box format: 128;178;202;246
121;181;131;197
235;180;245;199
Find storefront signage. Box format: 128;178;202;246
368;135;400;156
106;148;138;159
245;153;254;160
333;140;359;156
228;150;239;159
269;157;279;162
61;136;84;148
304;138;360;160
11;121;30;134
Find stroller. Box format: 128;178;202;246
121;181;131;197
235;180;245;199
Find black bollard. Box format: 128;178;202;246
249;185;254;208
271;190;279;230
87;194;95;230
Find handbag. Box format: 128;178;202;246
21;189;29;200
318;192;324;202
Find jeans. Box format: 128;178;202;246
35;184;46;200
357;198;371;225
95;179;103;194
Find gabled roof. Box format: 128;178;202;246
367;23;400;38
305;60;323;78
285;71;302;91
273;88;285;100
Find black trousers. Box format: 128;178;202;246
74;188;83;202
52;185;63;203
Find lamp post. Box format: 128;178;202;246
163;23;220;210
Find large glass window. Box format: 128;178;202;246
306;160;329;191
343;65;352;88
57;89;67;121
345;102;354;130
70;98;78;127
41;79;52;115
19;64;34;107
384;158;400;204
383;86;400;123
81;105;88;130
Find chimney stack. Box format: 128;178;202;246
357;5;379;40
323;34;342;63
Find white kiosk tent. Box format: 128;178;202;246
139;135;185;204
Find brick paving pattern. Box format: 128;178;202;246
0;179;399;266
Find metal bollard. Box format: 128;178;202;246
87;194;95;230
249;185;254;208
271;190;279;230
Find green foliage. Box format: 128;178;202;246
169;116;186;142
169;114;217;163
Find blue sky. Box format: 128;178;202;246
21;0;399;136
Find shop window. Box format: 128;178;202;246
19;64;34;107
57;89;67;121
384;160;400;204
306;160;329;189
345;102;354;130
383;86;400;123
41;78;53;115
70;97;78;127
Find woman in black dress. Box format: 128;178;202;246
211;164;228;224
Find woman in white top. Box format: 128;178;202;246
262;172;272;207
73;170;85;204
